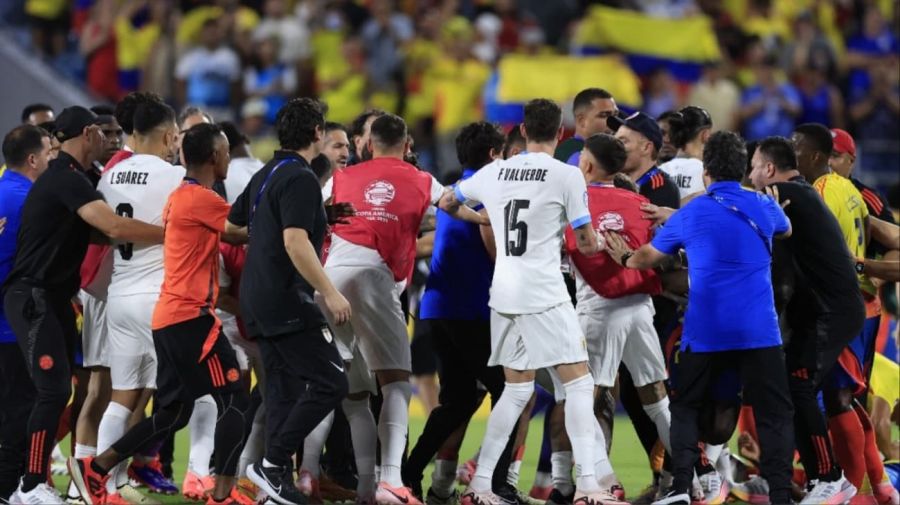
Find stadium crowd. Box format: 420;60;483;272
0;2;899;505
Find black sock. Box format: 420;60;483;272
90;459;108;476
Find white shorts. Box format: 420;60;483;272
106;294;158;390
489;302;588;371
81;291;109;368
579;295;667;388
346;345;377;395
319;265;410;372
220;311;252;371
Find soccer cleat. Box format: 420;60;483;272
649;490;689;505
318;474;356;502
183;471;216;501
376;482;424;505
457;461;477;486
460;489;509;505
295;470;321;503
205;487;256;505
697;472;729;505
67;457;109;505
545;489;575;505
729;476;769;504
247;462;307;505
104;492;131;505
425;488;459;505
609;485;625;502
11;481;65;504
128;460;178;495
65;480;86;505
119;484;162;505
530;487;553;501
237;478;258;497
800;476;857;505
573;490;627;505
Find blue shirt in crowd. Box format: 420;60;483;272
0;170;33;343
741;83;802;141
419;169;494;321
651;181;790;352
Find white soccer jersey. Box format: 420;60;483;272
659;156;705;199
456;151;591;314
98;154;186;297
224;156;264;205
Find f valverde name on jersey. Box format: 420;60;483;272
455;151;590;315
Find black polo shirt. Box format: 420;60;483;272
4;151;104;298
229;150;328;338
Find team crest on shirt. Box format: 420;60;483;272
596;212;625;232
39;355;54;370
364;180;396;207
322;326;334;343
226;368;240;383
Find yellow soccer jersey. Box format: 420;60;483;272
814;172;870;288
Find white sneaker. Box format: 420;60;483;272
730;476;769;505
799;475;857;505
698;473;729;505
12;482;65;504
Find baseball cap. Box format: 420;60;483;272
54;106;98;143
830;128;856;157
607;111;663;151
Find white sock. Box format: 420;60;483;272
592;417;615;485
563;375;599;493
534;471;552;489
471;381;533;493
378;382;412;488
642;397;672;454
74;444;96;459
343;397;377;499
704;443;724;469
430;459;457;497
188;395;217;477
507;459;522;487
301;411;334;477
551;451;574;496
238;405;266;478
52;444;64;461
98;401;132;494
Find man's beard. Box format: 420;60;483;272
360;144;373;162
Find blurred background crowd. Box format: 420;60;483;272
1;0;898;187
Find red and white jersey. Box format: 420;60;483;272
456;152;591;314
564;183;661;306
98;154;186;297
326;158;443;282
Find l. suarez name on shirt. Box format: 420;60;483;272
109;171;149;185
497;168;548;182
674;174;693;189
358;209;399;223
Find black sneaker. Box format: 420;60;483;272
495;484;528;505
247;462;307;505
650;489;689;505
545;489;575;505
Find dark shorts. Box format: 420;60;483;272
410;319;438;376
827;315;880;395
665;323;741;404
152;315;243;407
784;310;861;388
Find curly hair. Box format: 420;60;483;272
114;92;164;135
703;130;747;182
276;98;325;151
456;121;504;169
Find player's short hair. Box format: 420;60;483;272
456;121;504;169
350;109;386;139
584;133;627;175
369;114;407;150
703;131;747;182
182;123;225;167
276;98;325;151
20;103;53;123
666;106;712;149
794;123;833;156
115;92;164;135
132;101;176;136
502;123;526;158
219;121;248;151
325;121;347;135
90;105;115;117
310;153;333;180
523;99;562;143
3;124;50;168
756;136;797;172
178;106;213;129
573;88;613;115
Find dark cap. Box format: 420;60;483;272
54;106;97;143
607;111;663;151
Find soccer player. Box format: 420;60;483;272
3;106;163;504
746;136;861;504
0;125;52;503
69;123;252;505
502;124;526;160
220;121;263;205
793;123;894;502
564;133;672;500
605;131;795;505
95;100;184;504
322;121;351;170
658;106;711;200
440;98;614;505
349;109;386;164
554;88;618;166
323;113;485;505
20;103;55;126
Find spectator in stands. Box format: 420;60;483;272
738;54;801;141
361;0;414;97
846;6;900;97
688;62;740;132
848;58;900;186
254;0;311;64
79;0;119;102
20;104;54;126
643;68;683;120
175;18;242;121
114;0;165;96
25;0;68;57
243;36;298;126
796;59;844;129
781;11;837;80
